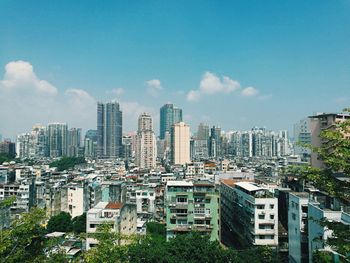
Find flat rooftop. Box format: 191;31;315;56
167;181;193;187
235;182;263;192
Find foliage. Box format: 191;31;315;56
83;223;130;263
146;222;166;238
49;156;86;171
84;224;280;263
0;208;47;263
0;196;16;209
0;153;14;164
46;212;72;233
72;213;86;234
46;212;86;235
312;250;333;263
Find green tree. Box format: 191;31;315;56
72;213;86;234
49;156;86;171
0;208;47;263
0;153;13;164
83;223;129;263
46;212;72;233
145;222;166;238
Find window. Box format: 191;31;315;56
292;213;296;220
269;204;274;209
170;218;176;224
259;214;265;219
257;205;265;209
177;197;187;203
90;224;96;228
270;214;274;220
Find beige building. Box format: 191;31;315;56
171;122;190;165
309;113;350;168
136;113;156;169
86;202;137;249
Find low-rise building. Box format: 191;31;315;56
165;180;220;241
86;201;137;249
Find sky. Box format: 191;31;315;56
1;0;350;139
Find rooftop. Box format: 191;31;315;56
167;181;193;187
235;182;263;192
105;202;123;210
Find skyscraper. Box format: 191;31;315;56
97;102;123;158
170;122;190;165
209;126;222;158
48;123;68;158
68;128;81;157
136;113;156;169
159;103;183;139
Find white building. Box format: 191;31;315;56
288;192;309;263
86;202;137;249
171;122;190;165
221;181;278;247
135;189;155;214
136;113;156;169
62;184;86;218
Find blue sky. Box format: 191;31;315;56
1;0;350;138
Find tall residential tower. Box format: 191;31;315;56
97;102;123;159
136;113;156;169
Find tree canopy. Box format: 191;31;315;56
49;156;86;171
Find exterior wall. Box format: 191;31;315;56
135;190;155;214
67;186;84;218
116;204;137;245
220;182;278;247
288;193;309;263
171;122;190;165
165;181;220;242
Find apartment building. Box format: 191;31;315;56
288;192;309;263
165;180;220;241
221;180;278;247
86;202;137;249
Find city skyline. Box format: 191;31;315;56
1;1;350;138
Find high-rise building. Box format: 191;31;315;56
170;122;190;165
97;102;123;159
32;124;48;157
48;123;68;158
136;113;156;169
209;126;222;158
0;140;16;158
197;123;210;140
159;103;183;139
68;128;81;157
16;133;36;159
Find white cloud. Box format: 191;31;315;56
109;88;124;96
146;79;163;97
186;71;244;102
0;61;96;138
1;60;57;95
199;72;240;94
241;86;259;97
186;90;201;101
